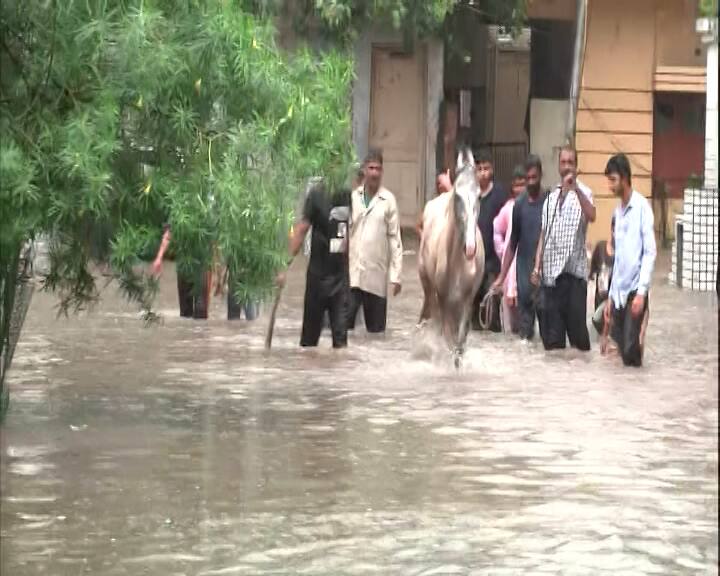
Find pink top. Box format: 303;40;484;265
493;199;517;300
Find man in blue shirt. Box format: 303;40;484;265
603;154;657;366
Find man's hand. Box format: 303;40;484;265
491;276;504;293
530;268;541;287
392;282;402;297
151;258;163;277
275;272;287;288
562;171;576;194
631;294;645;318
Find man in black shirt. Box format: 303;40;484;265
281;180;351;348
472;149;508;331
493;154;546;341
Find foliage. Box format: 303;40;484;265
294;0;527;43
698;0;718;18
1;1;353;295
0;1;354;388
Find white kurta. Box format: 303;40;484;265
349;186;403;298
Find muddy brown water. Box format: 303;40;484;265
1;250;717;575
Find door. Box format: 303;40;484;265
369;46;425;228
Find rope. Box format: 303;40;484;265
478;287;503;331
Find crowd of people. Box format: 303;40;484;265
152;143;657;368
282;144;656;368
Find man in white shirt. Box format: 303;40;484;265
347;149;403;333
532;145;596;351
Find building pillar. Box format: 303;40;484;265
698;16;718;189
705;41;718;189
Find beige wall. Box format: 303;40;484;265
527;0;575;21
576;0;703;246
655;0;704;68
530;99;569;189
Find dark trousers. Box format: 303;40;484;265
539;273;590;351
611;291;649;367
517;293;541;340
347;288;387;333
177;272;209;319
226;271;260;321
301;277;348;348
471;271;502;332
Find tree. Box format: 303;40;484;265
0;1;354;412
290;0;527;44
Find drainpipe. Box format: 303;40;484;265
566;0;588;144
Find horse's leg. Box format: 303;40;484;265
418;270;432;325
448;302;467;368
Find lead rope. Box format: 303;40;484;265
478;289;503;331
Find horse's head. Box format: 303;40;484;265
453;149;480;260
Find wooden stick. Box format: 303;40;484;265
264;256;295;350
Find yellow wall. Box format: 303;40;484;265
576;0;702;246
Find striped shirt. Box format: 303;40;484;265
541;180;593;286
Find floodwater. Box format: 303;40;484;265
1;249;717;575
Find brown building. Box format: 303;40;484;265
529;0;707;245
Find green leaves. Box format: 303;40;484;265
1;1;354;321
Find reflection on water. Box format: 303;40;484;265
1;253;717;575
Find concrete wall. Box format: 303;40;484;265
352;29;442;213
425;39;444;204
529;98;569;189
575;0;707;246
352;27;404;160
705;42;718;188
655;0;704;68
527;0;575;21
670;188;719;291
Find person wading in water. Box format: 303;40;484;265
602;153;656;366
278;179;352;348
472;149;508;332
532;145;596;352
493;155;547;342
347;149;403;334
492;165;527;334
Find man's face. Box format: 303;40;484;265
364;161;382;189
607;173;624;197
511;177;526;198
475;162;493;188
559;150;577;178
437;172;452;194
526;167;541;194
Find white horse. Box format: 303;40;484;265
418;149;485;366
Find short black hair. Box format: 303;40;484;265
605;153;632;185
525;154;543;174
475;148;493;166
512;164;526;181
364;148;383;166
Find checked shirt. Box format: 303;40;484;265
541;180;593;287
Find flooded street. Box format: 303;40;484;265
1;249;717;575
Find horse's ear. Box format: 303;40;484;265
466;148;475;167
456;151;464;171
